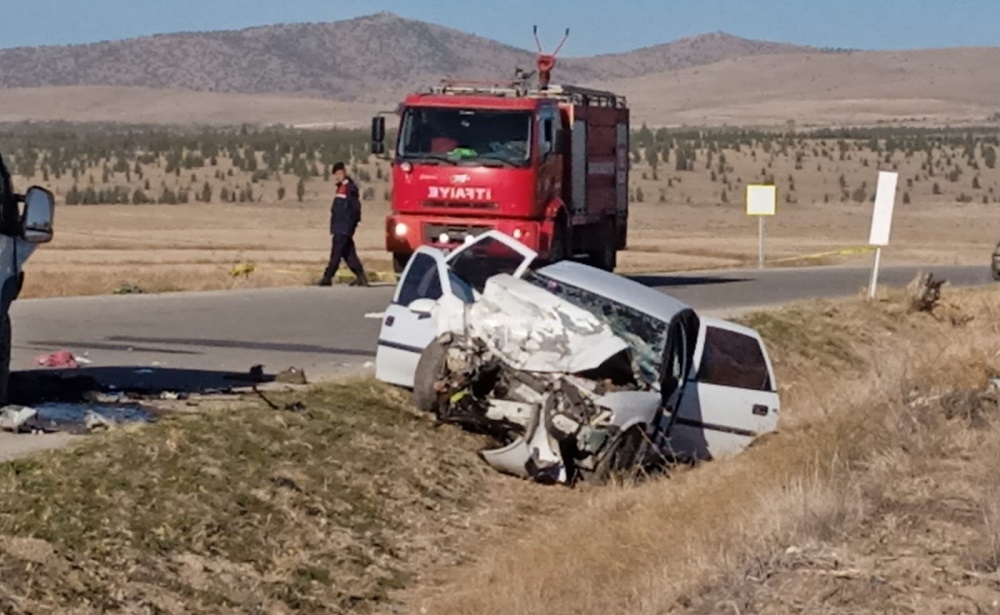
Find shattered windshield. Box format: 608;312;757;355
525;272;667;385
397;107;532;168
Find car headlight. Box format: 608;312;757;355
394;222;409;237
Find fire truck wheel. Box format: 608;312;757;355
591;241;617;271
392;252;412;275
548;219;570;264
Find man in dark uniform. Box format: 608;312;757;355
318;162;370;287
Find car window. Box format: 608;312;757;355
696;326;772;391
660;319;687;402
397;252;443;306
449;236;529;293
448;270;475;304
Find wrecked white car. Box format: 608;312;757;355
374;231;780;484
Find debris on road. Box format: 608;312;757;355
248;364;266;383
275;367;307;385
33;350;80;369
84;410;116;432
0;406;38;432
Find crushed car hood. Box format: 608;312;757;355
457;274;632;374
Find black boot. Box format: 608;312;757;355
317;276;333;287
350;272;370;287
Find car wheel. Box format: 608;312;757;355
0;313;11;406
589;425;646;485
412;338;448;413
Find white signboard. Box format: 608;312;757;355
868;171;898;246
746;185;777;216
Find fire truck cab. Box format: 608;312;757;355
371;33;629;274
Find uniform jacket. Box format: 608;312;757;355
330;177;362;236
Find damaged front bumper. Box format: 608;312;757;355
429;274;661;485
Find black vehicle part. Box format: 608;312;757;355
413;338;449;413
588;425;648;485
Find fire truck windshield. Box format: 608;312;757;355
397;107;532;167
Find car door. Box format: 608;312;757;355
444;230;538;291
375;231;537;387
666;317;780;461
375;247;454;387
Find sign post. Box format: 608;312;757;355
746;185;777;270
867;171;899;300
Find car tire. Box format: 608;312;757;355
0;313;11;406
589;425;646;485
412;338;448;413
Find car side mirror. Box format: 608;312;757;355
408;298;436;318
371;116;386;155
22;186;54;244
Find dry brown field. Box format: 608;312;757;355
9;133;1000;298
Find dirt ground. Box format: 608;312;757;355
16;138;1000;299
2;286;1000;613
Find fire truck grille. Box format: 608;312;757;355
422;200;498;210
423;223;492;244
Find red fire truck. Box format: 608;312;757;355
370;28;630;273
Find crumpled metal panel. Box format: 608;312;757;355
463;274;631;374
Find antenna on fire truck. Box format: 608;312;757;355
533;25;570;91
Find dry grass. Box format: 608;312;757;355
0;87;379;128
604;47;1000;127
12;132;1000;299
6;47;1000;128
403;285;1000;614
0;381;565;614
1;284;1000;613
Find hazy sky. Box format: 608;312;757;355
2;0;997;53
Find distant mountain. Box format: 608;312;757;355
0;12;825;103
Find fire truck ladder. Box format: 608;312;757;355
427;26;628;109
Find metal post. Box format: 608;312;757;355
758;216;765;270
868;246;882;300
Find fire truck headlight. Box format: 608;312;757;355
512;228;524;240
394;222;409;237
438;232;449;244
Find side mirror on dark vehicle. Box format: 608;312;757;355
371;116;386;155
22;186;54;244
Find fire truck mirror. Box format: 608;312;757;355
371;116;386;154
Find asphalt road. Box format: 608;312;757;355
9;263;993;392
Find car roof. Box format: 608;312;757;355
533;260;692;323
